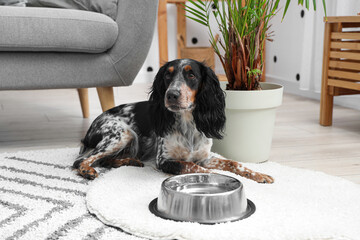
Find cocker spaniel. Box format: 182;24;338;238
73;59;274;184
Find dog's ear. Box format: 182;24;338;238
193;64;226;139
149;63;175;137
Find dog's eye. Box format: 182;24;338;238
189;73;195;79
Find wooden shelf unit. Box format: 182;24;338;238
320;16;360;126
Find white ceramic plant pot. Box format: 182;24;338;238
212;82;283;163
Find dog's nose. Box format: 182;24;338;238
166;90;180;102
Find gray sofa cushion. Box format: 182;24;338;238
0;0;27;6
0;6;118;53
27;0;118;20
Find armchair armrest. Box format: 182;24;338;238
107;0;159;86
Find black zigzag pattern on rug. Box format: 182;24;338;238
0;151;142;240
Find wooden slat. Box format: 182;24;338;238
330;41;360;50
330;87;360;96
329;60;360;71
217;74;227;82
158;0;168;66
328;79;360;91
342;22;360;28
325;16;360;23
331;32;360;40
328;70;360;81
340;49;360;54
176;3;186;58
330;51;360;60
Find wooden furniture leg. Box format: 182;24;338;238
320;23;333;126
176;3;186;58
77;88;89;118
320;81;334;126
320;22;344;126
96;87;115;112
158;0;168;66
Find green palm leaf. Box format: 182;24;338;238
190;0;206;10
185;15;207;26
282;0;292;19
322;0;327;18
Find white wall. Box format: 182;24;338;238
134;1;360;110
265;0;360;110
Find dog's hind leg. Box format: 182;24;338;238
74;128;137;180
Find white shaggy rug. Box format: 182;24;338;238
1;148;359;240
87;162;360;240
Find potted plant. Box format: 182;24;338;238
185;0;326;163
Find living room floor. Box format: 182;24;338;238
1;84;359;184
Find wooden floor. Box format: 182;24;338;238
1;84;359;184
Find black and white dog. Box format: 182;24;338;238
73;59;274;183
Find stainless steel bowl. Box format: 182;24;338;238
149;173;255;224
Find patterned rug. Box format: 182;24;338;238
0;148;142;240
1;148;360;240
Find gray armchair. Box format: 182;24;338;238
0;0;158;117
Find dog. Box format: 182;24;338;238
73;59;274;184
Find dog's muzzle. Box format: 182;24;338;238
166;89;180;105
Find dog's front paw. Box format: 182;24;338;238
78;166;98;180
255;173;274;184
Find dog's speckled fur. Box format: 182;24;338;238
73;59;274;183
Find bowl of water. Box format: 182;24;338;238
149;173;255;224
